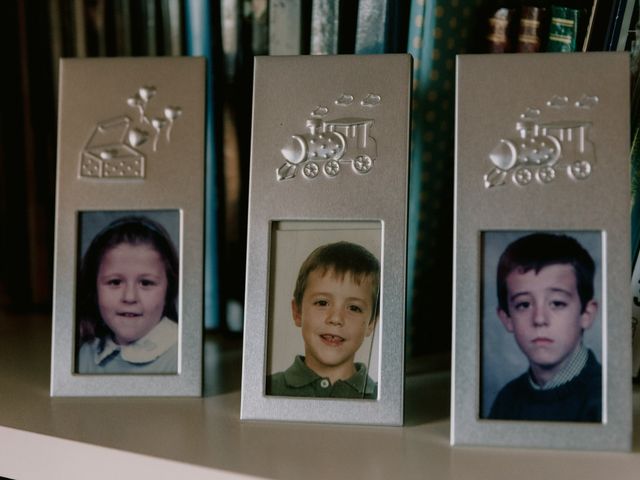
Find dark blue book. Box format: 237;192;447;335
185;0;222;330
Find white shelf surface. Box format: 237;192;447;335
1;312;640;479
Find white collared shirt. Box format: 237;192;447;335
77;317;178;374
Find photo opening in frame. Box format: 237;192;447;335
480;230;603;423
266;220;381;400
74;210;181;375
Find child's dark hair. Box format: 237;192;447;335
77;215;179;343
293;241;380;322
496;232;595;314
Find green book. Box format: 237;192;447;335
547;5;579;52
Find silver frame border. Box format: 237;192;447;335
50;58;204;397
240;54;411;425
451;52;632;451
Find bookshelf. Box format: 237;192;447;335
1;310;640;480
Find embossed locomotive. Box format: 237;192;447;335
278;116;377;181
485;118;595;188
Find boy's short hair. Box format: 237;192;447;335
293;241;380;321
496;233;595;314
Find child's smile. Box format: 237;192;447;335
320;334;345;346
498;264;597;385
97;243;168;345
292;268;376;383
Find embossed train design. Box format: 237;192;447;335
277;93;381;181
484;94;599;188
79;86;182;180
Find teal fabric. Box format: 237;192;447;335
406;0;482;356
267;355;377;399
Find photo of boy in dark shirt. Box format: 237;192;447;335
488;232;601;422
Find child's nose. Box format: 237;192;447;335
122;283;138;303
326;307;344;325
532;304;548;326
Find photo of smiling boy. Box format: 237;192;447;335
486;232;602;422
266;241;379;399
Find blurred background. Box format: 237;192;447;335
1;0;637;371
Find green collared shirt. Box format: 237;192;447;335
267;355;377;399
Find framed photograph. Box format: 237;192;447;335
241;54;411;425
50;58;205;396
451;52;632;450
480;230;603;421
266;221;381;400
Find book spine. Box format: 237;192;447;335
355;0;389;54
584;0;614;51
85;0;107;56
221;0;240;79
517;5;546;52
48;0;63;98
269;0;303;55
144;0;158;56
109;0;133;56
547;5;580;52
486;7;514;53
311;0;339;54
252;0;269;55
606;0;637;51
185;0;222;330
73;0;87;57
160;0;182;56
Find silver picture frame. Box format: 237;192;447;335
50;57;205;396
451;52;631;450
240;54;411;425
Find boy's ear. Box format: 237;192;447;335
291;299;302;327
579;299;598;330
497;308;515;333
365;315;377;337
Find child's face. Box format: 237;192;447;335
292;268;376;380
498;264;597;377
97;243;168;345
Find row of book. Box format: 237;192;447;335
482;1;638;54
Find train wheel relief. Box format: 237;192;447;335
353;155;373;174
303;162;319;178
536;166;556;183
568;160;592;180
513;167;533;186
324;160;340;177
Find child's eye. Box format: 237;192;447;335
549;300;567;309
314;299;329;307
139;279;157;287
106;279;122;286
347;305;364;314
513;301;530;311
